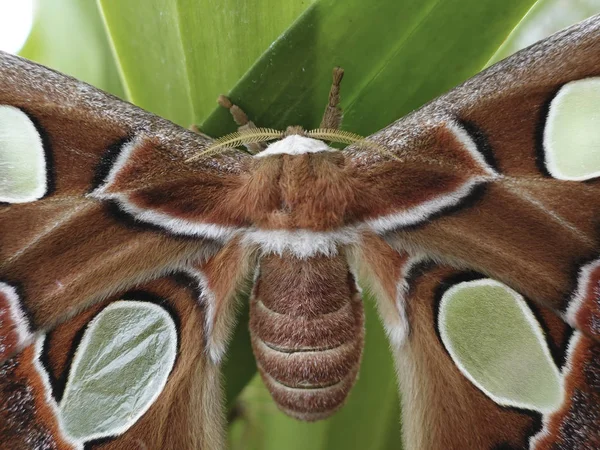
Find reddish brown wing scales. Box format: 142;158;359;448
0;274;226;450
0;346;74;450
533;334;600;449
344;121;497;224
93;137;252;230
249;253;364;421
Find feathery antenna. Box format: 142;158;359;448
185;128;284;162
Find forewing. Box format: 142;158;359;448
345;15;600;342
0;51;251;362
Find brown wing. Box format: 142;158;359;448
0;241;253;450
355;233;599;449
0;51;253;363
347;17;600;447
345;15;600;344
1;275;221;450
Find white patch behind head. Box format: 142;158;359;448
0;105;47;203
255;135;333;158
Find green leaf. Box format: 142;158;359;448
97;0;313;127
201;0;539;137
489;0;600;64
20;0;123;97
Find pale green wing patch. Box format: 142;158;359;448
544;77;600;181
438;279;562;413
58;301;177;442
0;105;46;202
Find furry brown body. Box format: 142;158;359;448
250;252;364;420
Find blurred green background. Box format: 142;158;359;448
1;0;598;448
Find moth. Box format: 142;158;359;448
1;12;600;450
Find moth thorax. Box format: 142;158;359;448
249;252;364;421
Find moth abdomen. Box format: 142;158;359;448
249;252;364;421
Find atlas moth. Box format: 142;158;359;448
0;12;599;450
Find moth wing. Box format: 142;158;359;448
344;15;600;341
0;249;256;450
0;50;251;362
355;234;599;449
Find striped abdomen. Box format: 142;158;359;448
249;252;364;421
